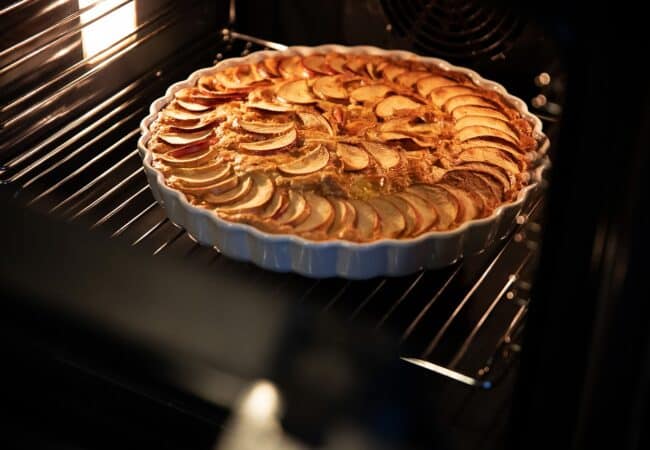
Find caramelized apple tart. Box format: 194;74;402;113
146;52;540;242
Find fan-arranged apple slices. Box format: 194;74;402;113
157;139;217;166
277;79;316;104
436;184;480;223
367;198;406;238
327;198;357;238
375;95;422;118
279;145;330;175
451;105;509;121
293;193;334;232
457;147;522;175
312;75;348;100
443;94;499;113
407;185;459;231
276;190;311;225
246;101;294;113
394;192;438;235
454;116;519;143
169;163;232;189
416;75;458;97
349;199;380;240
239;120;295;135
297;112;334;135
360;141;400;170
336;143;370;171
302;55;335;75
218;172;274;213
429;86;479;108
350;84;392;103
260;189;288;219
204;175;253;205
239;128;297;152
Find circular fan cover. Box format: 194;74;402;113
380;0;523;63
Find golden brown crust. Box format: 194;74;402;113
146;52;540;242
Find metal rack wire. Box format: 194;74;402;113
0;1;552;389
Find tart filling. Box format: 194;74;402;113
147;52;540;242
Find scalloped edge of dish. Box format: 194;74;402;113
138;44;550;279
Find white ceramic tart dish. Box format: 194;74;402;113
138;45;549;279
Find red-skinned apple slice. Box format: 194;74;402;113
443;94;498;112
168;117;219;132
181;173;238;195
349;199;379;240
277;79;316;104
454;116;519;142
261;189;287;218
239;120;294;135
312;76;348;100
458;147;522;175
276;190;310;225
367;197;406;238
456;125;519;146
407;185;459;230
430;86;478;107
246;101;293;112
350;84;391;103
170;163;232;188
375;95;421;118
336;143;369;171
327;198;356;238
158;129;213;146
218;172;274;212
302;55;335;75
157;139;216;166
239;128;297;152
384;195;419;237
176;99;211;112
297;112;334;135
360;141;400;169
395;70;430;87
416;75;457;97
205;176;253;204
278;145;329;175
325;53;348;73
294;193;334;232
451;105;508;121
394;192;437;235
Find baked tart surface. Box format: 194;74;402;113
146;52;540;242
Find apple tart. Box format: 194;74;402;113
146;51;541;243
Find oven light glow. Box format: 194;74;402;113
78;0;136;59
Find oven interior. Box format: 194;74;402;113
1;1;572;449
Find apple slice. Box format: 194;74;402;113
360;141;401;170
430;86;478;107
455;116;519;142
297;111;334;135
180;173;238;195
350;84;391;103
349;199;379;240
170;163;232;188
375;95;421;118
246;101;294;112
163;108;209;122
218;172;274;212
302;55;334;75
445;170;499;210
458;147;522;174
437;184;479;223
239;120;295;135
395;70;430;87
294;193;335;232
456;125;519;146
345;56;370;75
168;117;219;132
367;197;406;238
376;132;433;148
278;56;310;79
325;53;348;73
380;64;407;82
276;190;311;225
168;158;224;176
407;185;459;230
416;75;457;97
443;94;498;112
327;198;356;238
278;145;329;175
312;75;348;100
156;139;216;167
384;195;419;237
451;105;508;121
453;162;513;192
262;57;281;77
277;79;316;104
336;143;370;171
176;99;212;112
204;175;253;204
239;128;297;152
394;192;437;235
460;138;522;159
158;129;213;146
439;173;487;217
261;188;288;218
